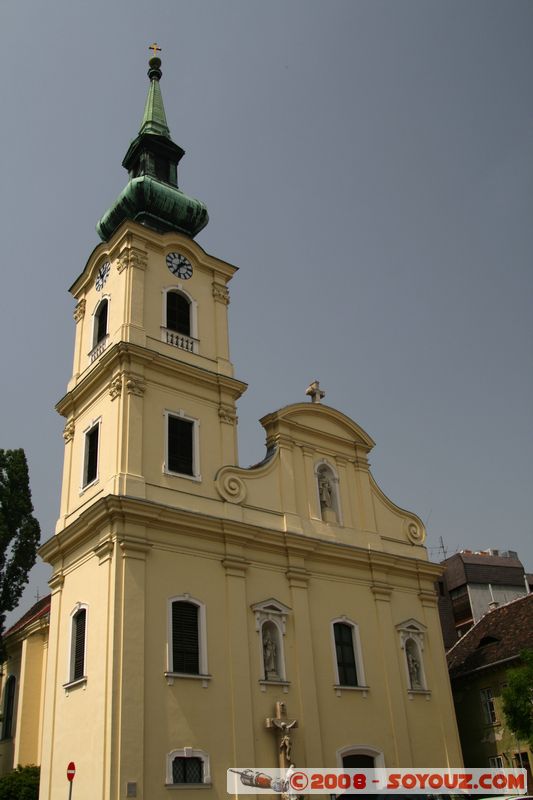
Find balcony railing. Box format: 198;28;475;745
89;335;109;363
161;328;198;354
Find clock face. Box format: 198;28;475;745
95;262;110;291
166;252;193;280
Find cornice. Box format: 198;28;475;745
39;495;442;584
69;221;238;297
56;341;247;417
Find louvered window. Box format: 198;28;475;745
84;424;99;486
72;608;87;681
172;601;199;674
2;676;16;739
95;299;108;344
167;416;194;476
172;756;203;784
334;622;358;686
166;292;190;336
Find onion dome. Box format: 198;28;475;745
96;55;208;241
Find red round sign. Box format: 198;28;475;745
67;762;76;782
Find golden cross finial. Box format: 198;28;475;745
149;42;161;57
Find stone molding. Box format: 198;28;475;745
73;299;86;322
117;247;148;274
63;419;75;443
212;283;230;305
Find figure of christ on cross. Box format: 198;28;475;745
265;701;299;770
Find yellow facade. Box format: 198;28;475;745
0;602;49;777
37;212;463;800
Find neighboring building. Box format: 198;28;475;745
437;550;530;648
30;55;463;799
447;593;533;792
0;595;50;777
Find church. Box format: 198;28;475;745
22;52;462;798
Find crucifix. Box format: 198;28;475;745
149;42;162;57
306;380;325;404
265;700;298;769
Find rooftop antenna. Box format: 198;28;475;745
438;536;448;560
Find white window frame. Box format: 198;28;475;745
165;594;210;686
65;602;88;688
488;756;504;768
330;617;367;694
314;460;343;525
480;687;498;724
91;295;111;348
166;748;211;786
81;417;101;491
163;409;201;481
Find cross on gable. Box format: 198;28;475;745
306;380;325;404
149;42;162;57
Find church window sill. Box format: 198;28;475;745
407;689;431;700
334;685;369;698
165;672;211;688
165;784;212;790
63;676;87;693
259;679;290;693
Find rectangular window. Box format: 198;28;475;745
167;415;194;476
488;756;504;768
83;423;100;486
334;622;358;686
172;757;203;784
480;687;497;724
172;601;199;674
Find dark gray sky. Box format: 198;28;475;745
1;0;532;623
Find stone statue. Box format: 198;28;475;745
318;472;333;509
407;648;422;689
279;720;297;763
263;629;278;678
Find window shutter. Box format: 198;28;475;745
172;601;199;674
166;293;191;336
86;426;99;485
2;676;16;739
73;609;86;680
334;622;358;686
167;417;194;476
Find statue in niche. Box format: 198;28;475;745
263;628;279;679
317;467;338;523
318;472;333;509
407;644;422;689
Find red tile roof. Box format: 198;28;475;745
4;595;51;638
447;592;533;679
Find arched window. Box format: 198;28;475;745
2;675;16;739
161;287;198;354
94;298;108;346
166;749;211;786
166;291;190;336
331;617;366;691
336;746;385;799
315;462;341;524
167;596;208;680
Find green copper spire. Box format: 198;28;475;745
139;57;170;138
96;52;208;242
